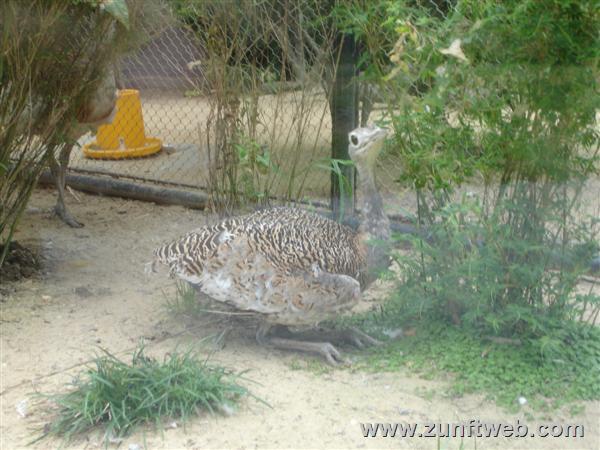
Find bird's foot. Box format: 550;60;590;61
295;326;382;349
267;337;348;366
212;326;232;351
336;327;383;349
54;204;83;228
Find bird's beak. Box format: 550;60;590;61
375;126;389;139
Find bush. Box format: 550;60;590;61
388;196;599;356
338;0;599;355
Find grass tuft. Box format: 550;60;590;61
163;280;206;319
37;345;251;444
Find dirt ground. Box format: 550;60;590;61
1;188;599;450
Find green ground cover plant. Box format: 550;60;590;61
36;345;253;445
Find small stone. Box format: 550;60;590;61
16;399;28;418
74;286;93;298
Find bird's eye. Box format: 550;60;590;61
350;135;359;146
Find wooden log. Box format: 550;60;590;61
37;170;207;209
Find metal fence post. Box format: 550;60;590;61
330;32;358;221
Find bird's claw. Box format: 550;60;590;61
318;342;348;366
54;205;83;228
346;327;383;348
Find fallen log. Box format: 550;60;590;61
37;170;208;209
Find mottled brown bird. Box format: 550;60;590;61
150;125;390;363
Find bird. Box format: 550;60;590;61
48;69;117;228
149;124;391;364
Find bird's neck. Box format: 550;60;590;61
356;165;391;288
357;166;390;241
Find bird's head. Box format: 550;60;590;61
348;124;389;170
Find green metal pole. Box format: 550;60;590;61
330;33;358;221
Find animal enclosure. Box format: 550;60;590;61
2;1;599;449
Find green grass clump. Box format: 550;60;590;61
359;319;600;412
164;280;206;319
39;346;251;444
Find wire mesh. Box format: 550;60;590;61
68;0;341;209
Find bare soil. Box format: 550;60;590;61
1;188;598;450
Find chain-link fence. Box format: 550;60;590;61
68;1;349;211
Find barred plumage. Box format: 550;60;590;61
150;125;390;363
153;207;367;325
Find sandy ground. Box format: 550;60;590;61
1;188;599;450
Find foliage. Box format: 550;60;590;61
385;196;600;350
36;345;251;444
235;136;279;202
164;280;206;319
337;0;599;189
336;0;599;357
325;0;600;413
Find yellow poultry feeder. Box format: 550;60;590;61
83;89;162;159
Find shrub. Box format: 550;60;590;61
338;0;599;355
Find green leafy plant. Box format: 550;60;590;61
337;0;599;347
235;136;279;203
36;345;253;445
332;0;600;410
359;318;600;412
314;158;356;219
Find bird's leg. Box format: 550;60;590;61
291;326;382;349
322;327;383;349
212;326;232;351
50;143;83;228
256;323;347;366
268;337;347;366
255;322;272;346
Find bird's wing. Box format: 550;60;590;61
152;207;366;283
237;207;366;280
152;216;244;281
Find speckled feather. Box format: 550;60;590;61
153;207;367;325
